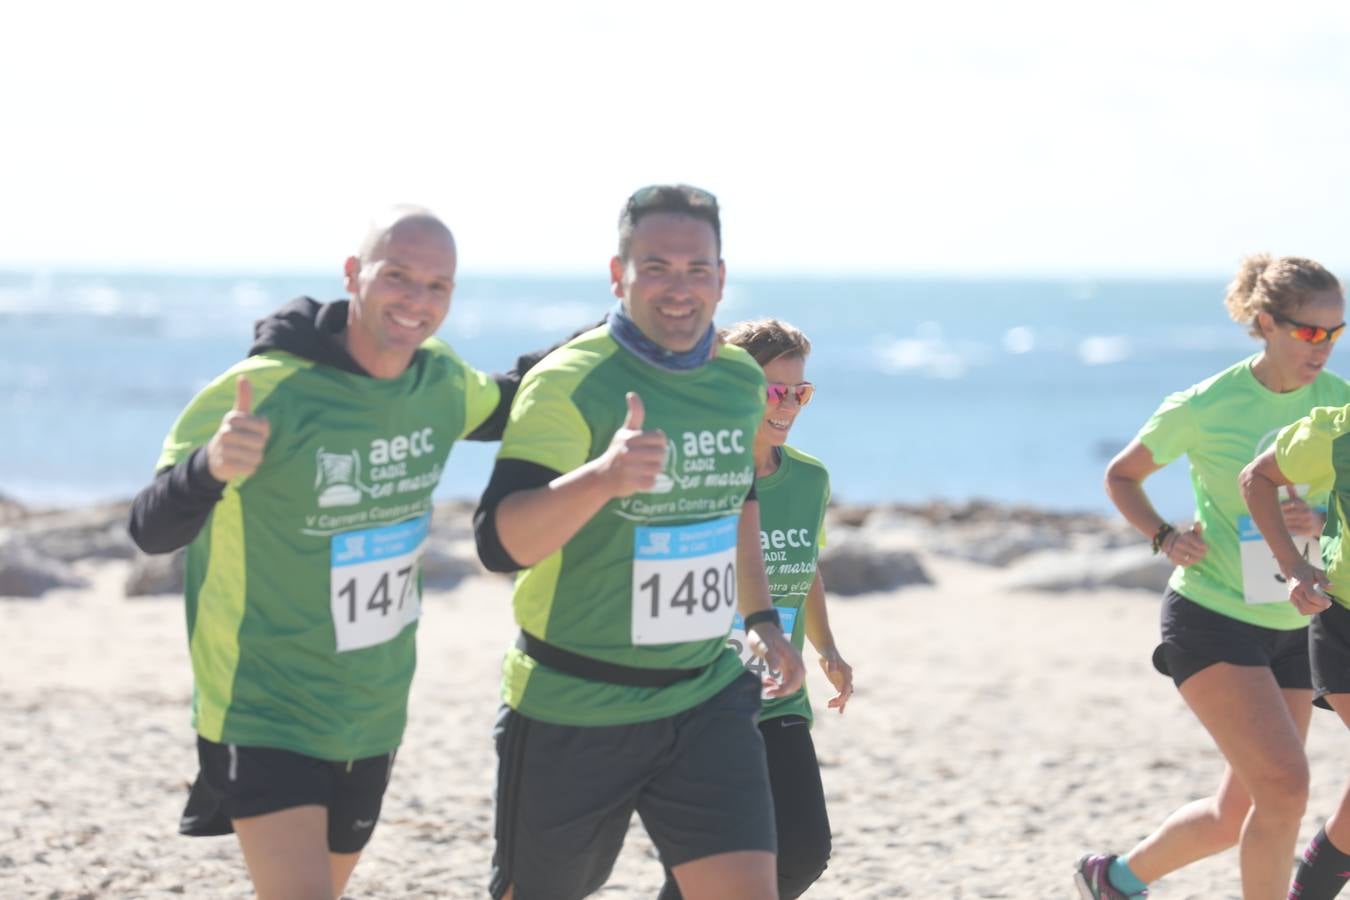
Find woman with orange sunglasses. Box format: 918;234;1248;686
1077;255;1350;900
658;318;852;900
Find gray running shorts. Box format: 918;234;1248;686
489;671;774;900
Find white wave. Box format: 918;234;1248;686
449;306;484;338
0;286;37;312
875;322;982;379
1078;335;1132;365
1002;325;1035;354
1166;325;1252;352
229;280;273;312
71;282;124;315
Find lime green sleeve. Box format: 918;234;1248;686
498;369;592;474
1275;405;1350;489
154;359;299;472
156;377;235;470
459;364;502;440
1136;389;1196;466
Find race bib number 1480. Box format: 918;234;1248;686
631;515;739;645
330;513;429;652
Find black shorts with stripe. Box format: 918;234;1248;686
179;736;397;854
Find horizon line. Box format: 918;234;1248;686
0;263;1249;282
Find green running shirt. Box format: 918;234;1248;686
742;445;829;724
157;340;499;760
1137;355;1350;629
497;326;767;726
1275;404;1350;605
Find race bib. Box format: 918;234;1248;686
631;515;739;645
330;513;429;651
727;605;799;678
1238;485;1316;605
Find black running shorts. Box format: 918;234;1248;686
1310;601;1350;709
489;671;775;900
179;736;397;854
1153;589;1311;690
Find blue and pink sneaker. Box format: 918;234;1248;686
1074;854;1147;899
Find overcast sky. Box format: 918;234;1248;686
5;0;1349;276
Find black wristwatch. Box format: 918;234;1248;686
744;608;782;631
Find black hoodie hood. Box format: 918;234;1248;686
249;297;370;376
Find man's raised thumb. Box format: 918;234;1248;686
623;391;644;431
234;376;253;414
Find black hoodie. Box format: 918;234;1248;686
128;296;552;553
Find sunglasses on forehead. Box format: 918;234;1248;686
1275;314;1346;345
766;381;814;406
626;184;719;213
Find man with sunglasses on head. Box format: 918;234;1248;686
474;184;805;900
1082;255;1350;900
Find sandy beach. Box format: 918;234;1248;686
4;509;1349;899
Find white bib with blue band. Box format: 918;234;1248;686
631;515;739;645
727;605;799;677
1237;485;1316;605
330;513;429;652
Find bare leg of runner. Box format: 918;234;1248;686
670;849;777;900
1125;665;1310;899
233;805;355;900
330;851;361;897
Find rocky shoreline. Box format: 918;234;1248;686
0;493;1171;600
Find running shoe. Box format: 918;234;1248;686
1073;853;1146;899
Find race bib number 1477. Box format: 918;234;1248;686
330;513;429;652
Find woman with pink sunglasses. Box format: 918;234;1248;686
1078;255;1350;900
658;317;852;900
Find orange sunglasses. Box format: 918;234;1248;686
1276;314;1346;345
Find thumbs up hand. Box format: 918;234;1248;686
206;376;272;483
598;392;668;497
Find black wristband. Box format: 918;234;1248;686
744;608;782;631
1151;522;1176;555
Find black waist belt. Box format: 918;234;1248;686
515;632;707;688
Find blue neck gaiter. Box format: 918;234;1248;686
607;302;716;372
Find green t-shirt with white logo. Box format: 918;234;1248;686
157;340;499;760
1275;404;1350;605
497;325;767;727
1138;355;1350;629
744;445;829;724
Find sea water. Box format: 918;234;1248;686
0;269;1283;518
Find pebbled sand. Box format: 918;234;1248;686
3;551;1348;899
